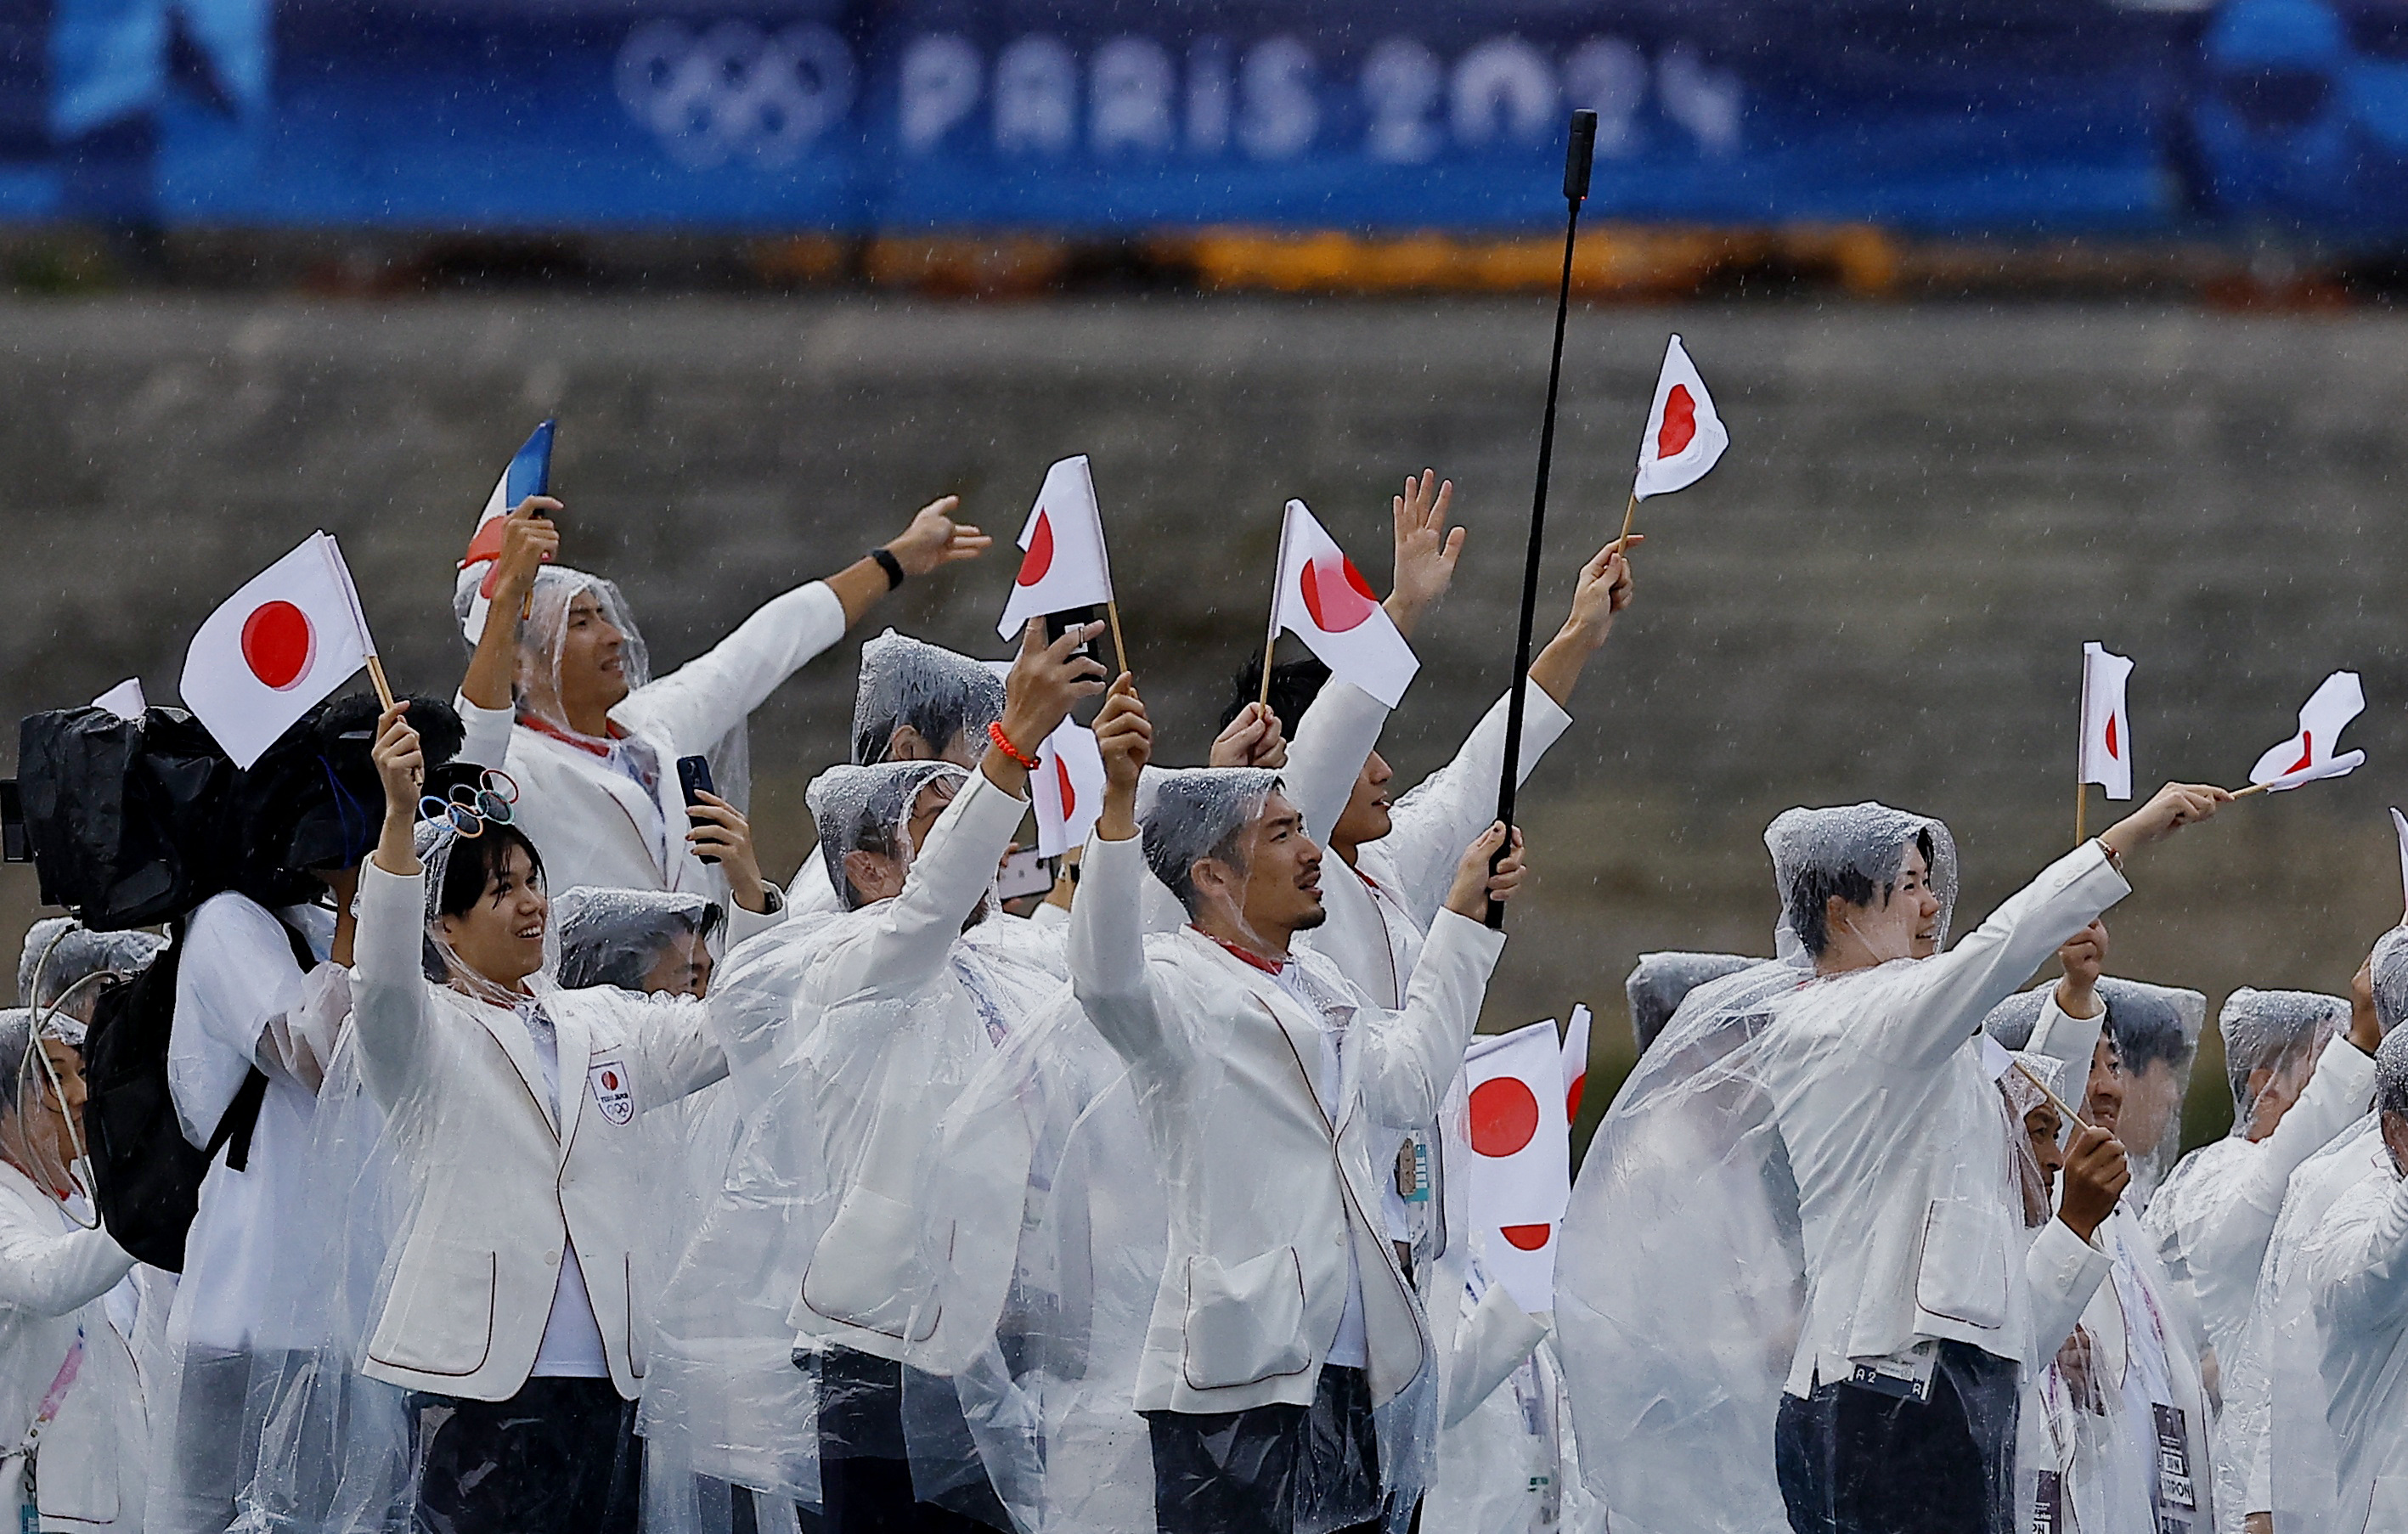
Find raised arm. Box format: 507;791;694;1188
1877;784;2225;1073
1355;824;1519;1130
358;703;437;1108
618;499;988;755
1070;677;1178;1071
826;619;1102;998
2307;1172;2408;1341
458;498;560;732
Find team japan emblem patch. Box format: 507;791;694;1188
588;1058;634;1125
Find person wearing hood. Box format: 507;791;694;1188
16;922;163;1028
148;689;465;1534
0;1007;147;1532
764;617;1102;1531
346;690;782;1534
551;888;726;998
1754;782;2223;1534
2145;978;2375;1379
453;491;987;907
2295;1021;2408;1533
1071;674;1524;1533
781;629;1011;918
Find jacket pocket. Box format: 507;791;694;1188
1181;1246;1311;1391
800;1186;939;1342
369;1239;498;1377
1915;1197;2008;1332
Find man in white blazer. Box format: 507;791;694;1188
1757;782;2225;1534
454;493;989;905
1073;675;1525;1534
355;699;787;1534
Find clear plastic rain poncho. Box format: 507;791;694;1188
550;887;725;993
1624;951;1762;1055
850;629;1009;766
643;758;1067;1530
2095;978;2207;1215
16;918;163;1018
2213;929;2408;1534
1557;803;1958;1534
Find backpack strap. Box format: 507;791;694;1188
204;911;326;1175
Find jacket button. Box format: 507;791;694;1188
545;1249;561;1266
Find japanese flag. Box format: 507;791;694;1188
997;455;1114;641
1270;500;1419;708
1633;334;1729;501
457;420;555;642
1463;1019;1572;1228
2393;809;2408;919
1034;722;1105;858
180;533;374;769
2078;643;2134;801
92;679;146;721
1561;1003;1593;1122
2250;671;2367;792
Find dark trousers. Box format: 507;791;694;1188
407;1377;639;1534
1144;1364;1385;1534
1772;1341;2018;1534
815;1346;1008;1532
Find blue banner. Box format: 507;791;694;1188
0;0;2404;236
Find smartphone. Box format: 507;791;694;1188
995;848;1054;901
0;781;25;864
676;755;719;865
1044;606;1099;660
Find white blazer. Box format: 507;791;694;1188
2303;1154;2408;1532
350;862;733;1401
461;578;846;905
0;1163;144;1531
1069;832;1506;1415
1755;840;2131;1396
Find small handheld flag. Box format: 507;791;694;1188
1267;499;1420;708
2391;808;2408;917
2243;671;2366;794
458;420;555;642
1464;1018;1575;1313
1633;336;1730;503
997;456;1116;657
1561;1003;1593;1122
1032;720;1105;857
2074;642;2134;843
181;533;376;768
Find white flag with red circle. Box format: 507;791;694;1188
1561;1003;1592;1122
1033;719;1106;857
1270;499;1419;708
996;455;1114;641
1463;1019;1573;1228
457;420;555;643
180;533;374;769
2078;642;2134;802
1633;334;1729;501
2250;671;2367;792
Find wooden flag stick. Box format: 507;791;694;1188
2074;781;2088;845
2230;781;2272;799
1257;624;1277;710
2012;1057;2091;1134
365;652;397;713
1106;599;1130;679
1615;489;1639;551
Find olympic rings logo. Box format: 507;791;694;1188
615;20;857;170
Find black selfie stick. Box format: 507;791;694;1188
1486;109;1597;931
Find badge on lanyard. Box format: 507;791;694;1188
1396;1137;1430;1204
2152;1402;2197;1516
1848;1341;1937;1403
2032;1470;2063;1534
588;1057;634;1125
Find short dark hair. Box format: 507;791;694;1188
571;905;724;990
1221;657;1331;737
2104;984;2189;1075
1785;828;1934;958
435;825;545;921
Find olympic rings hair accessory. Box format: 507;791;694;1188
419;768;520;839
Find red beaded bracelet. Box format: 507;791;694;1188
989;719;1040;770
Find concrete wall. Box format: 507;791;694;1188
6;293;2406;1146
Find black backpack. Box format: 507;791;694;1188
16;706;233;930
79;911;318;1272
